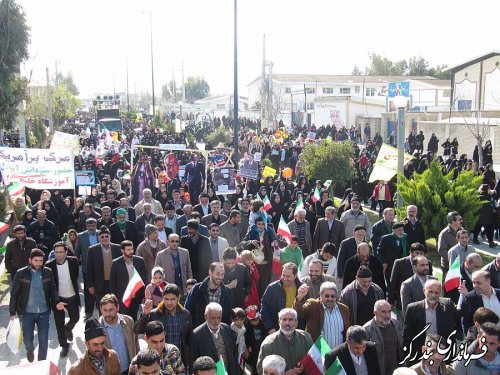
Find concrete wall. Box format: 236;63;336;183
355;116;381;143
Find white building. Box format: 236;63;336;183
194;94;248;118
246;74;450;127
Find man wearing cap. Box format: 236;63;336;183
110;211;137;247
164;202;179;235
68;317;121;375
339;196;372;241
377;221;408;283
112;197;136;222
110;240;148;319
86;226;122;314
337;225;367;287
135;188;164;216
181;219;212;282
75;218;100;320
137;224;168;283
340;266;385;326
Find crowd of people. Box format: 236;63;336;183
3;112;500;375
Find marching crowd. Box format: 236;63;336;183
3;114;500;375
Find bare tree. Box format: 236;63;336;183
462;110;490;168
271;84;286;126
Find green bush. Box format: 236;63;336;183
261;158;272;168
205;127;232;147
301;140;355;190
396;161;483;240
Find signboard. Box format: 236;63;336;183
50;131;80;154
159;143;186;151
369;143;413;183
262;166;277;178
388;81;411;112
239;154;259;180
0;147;75;189
75;170;96;186
213;167;236;194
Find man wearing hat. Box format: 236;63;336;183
68;317;121;375
340;265;385;326
377;221;408;283
110;208;139;248
164;201;179;236
137;224;168;283
339;196;372;241
86;226;122;315
181;219;212;282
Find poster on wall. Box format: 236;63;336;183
213;167;236;194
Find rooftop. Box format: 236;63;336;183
443;51;500;73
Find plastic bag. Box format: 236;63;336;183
6;317;22;354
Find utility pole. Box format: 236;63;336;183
46;67;53;132
260;33;266;130
233;0;239;162
148;11;156;116
181;61;185;102
126;57;130;113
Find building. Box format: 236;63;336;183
194;94;248;118
445;51;500;111
246;74;450;127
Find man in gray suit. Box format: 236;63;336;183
74;218;100;320
155;233;193;294
400;256;434;315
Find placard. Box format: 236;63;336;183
262;166;277;178
75;170;96;186
159;143;186;151
239;154;259;180
213;167;236;194
50;131;80;154
369;143;414;182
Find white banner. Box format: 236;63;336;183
0;148;75;189
369;143;413;183
50;131;80;154
159;143;186;151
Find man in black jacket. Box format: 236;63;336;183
5;225;37;281
109;240;148;320
9;248;66;362
110;209;139;248
86;226;122;314
342;242;385;293
337;225;366;287
403;205;426;250
370;207;394;256
181;220;212;282
324;325;381;375
377;222;408;283
222;248;251;308
26;210;58;258
45;242;80;357
483;252;500;289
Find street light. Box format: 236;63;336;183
393;95;407;209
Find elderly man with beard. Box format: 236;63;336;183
257;308;313;375
135;188;164;216
300;259;336;299
339;196;372;241
363;300;403;375
68;317;121;375
190;303;238;375
137;224;168;283
110;209;139;248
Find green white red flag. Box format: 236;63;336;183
122;267;145;307
8;182;25;202
325;358;347;375
216;357;228;375
0;221;10;234
444;257;461;292
301;336;332;375
277;216;293;244
312;187;321;203
262;195;272;211
294;198;304;215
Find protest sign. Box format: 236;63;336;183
239;154;259;180
254;152;262;162
159;143;186;151
262;166;277;178
0;148;75;189
75;170;96;186
369;143;413;183
213;167;236;194
50;131;80;154
306;132;316;141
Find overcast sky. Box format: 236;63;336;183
18;0;500;98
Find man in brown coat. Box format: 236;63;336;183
293;281;349;349
136;224;167;283
68;317;121;375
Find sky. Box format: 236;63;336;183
17;0;500;99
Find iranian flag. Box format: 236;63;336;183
323;180;333;189
312;187;321;203
278;216;293;244
122;267;145;307
325;358;347;375
301;336;332;375
8;182;25;202
262;195;272;211
216;357;228;375
294;198;304;215
0;221;10;235
444;257;461;292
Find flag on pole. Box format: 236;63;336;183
301;336;332;375
0;221;10;235
8;182;25;202
444;257;461;292
312;187;321;203
325;358;347;375
216;357;228;375
122;267;145;308
277;216;293;244
294;198;304;215
262;195;272;211
323;180;333;189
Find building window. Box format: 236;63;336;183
216;104;225;110
365;88;376;96
285;87;291;94
340;87;351;94
306;102;315;110
355;86;360;93
305;87;315;94
323;87;334;94
443;89;451;98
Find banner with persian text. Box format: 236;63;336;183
0;148;75;189
369;143;413;183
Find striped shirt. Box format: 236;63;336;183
322;303;344;349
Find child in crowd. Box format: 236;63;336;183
239;250;260;307
231;307;248;373
145;267;167;307
244;305;267;375
180;278;197;305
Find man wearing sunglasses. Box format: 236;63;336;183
86;226;122;316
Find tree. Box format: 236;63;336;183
364;53;407;76
396;161;483;240
351;65;362;76
55;72;79;96
301;141;355;190
0;0;30;130
161;80;176;102
407;56;429;76
205;127;232;147
185;76;210;102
